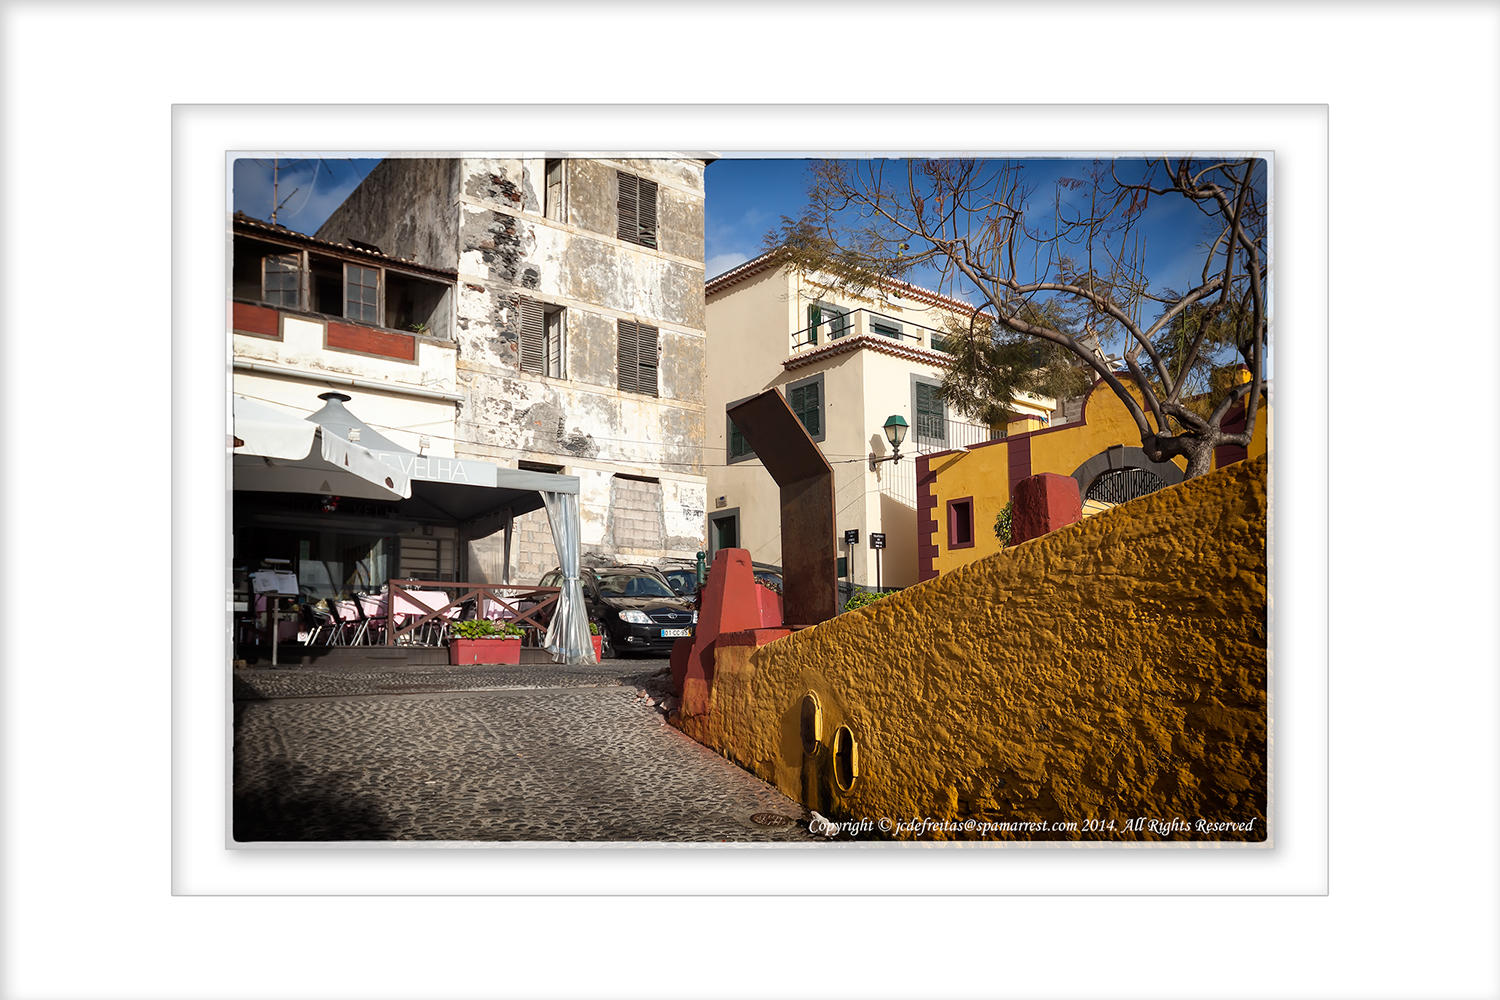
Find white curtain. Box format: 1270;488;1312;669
540;491;594;664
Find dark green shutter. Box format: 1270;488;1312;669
806;304;821;345
915;381;945;442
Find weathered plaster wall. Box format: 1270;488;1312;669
316;156;708;582
315;158;460;269
677;455;1268;842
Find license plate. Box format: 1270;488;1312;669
661;628;691;638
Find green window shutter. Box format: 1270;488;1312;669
915;381;946;442
806;304;820;345
728;422;752;459
789;382;821;437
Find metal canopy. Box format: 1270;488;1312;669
726;389;838;627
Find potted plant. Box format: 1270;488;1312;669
589;620;605;662
448;619;524;665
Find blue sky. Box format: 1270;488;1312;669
233;157;379;234
234;155;1263;365
234;157;1236;305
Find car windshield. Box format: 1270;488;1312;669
664;571;698;594
595;571;676;599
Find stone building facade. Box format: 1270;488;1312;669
318;157;708;583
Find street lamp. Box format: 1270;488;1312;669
869;414;909;470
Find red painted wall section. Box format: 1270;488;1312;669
233;302;281;339
674;548;766;717
1007;434;1033;493
327;321;416;361
1011;473;1082;544
916;454;940;582
1215;401;1250;468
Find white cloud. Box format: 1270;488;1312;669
706;251;751;278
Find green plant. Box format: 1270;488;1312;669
407;321;429;334
843;589;895;613
450;619;522;640
589;621;602;636
994;500;1013;547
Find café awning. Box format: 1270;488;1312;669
232;394;411;499
231;392;591;664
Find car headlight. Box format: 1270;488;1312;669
691;610;698;624
618;610;651;624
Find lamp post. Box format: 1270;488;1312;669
869;414;909;470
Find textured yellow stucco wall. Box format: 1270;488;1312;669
930;381;1268;576
677;455;1268;841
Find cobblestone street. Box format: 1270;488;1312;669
233;658;818;843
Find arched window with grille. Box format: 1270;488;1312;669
1085;467;1167;506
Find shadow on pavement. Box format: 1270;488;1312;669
233;758;397;842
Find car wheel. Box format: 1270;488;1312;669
599;628;616;659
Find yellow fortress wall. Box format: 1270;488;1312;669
675;455;1268;842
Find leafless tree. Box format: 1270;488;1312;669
772;158;1268;478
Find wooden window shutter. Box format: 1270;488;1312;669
519;297;545;374
617;172;638;244
790;383;820;437
617;319;659;396
806;303;820;345
616;171;658;249
545;308;563;377
637;178;658;249
916;381;946;441
637;322;659;396
618;320;639;393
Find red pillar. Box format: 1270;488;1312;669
1011;473;1082;544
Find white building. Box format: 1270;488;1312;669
704;252;1054;590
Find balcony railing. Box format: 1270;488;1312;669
789;307;956;355
911;416;1004;454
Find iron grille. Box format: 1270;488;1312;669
1085;467;1167;506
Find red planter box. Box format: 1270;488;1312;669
448;637;522;665
591;635;604;661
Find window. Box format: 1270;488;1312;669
871;319;902;339
726;415;755;463
616;171;658;249
947;497;975;549
785;372;825;441
519;298;565;377
344;263;379;324
263;254;300;308
617;319;659;396
385;269;450;336
806;301;849;344
544;159;565;222
913;377;947;446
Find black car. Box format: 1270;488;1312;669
661;567;701;600
537;566;697;658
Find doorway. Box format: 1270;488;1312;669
708;508;740;557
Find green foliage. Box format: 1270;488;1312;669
994;500;1013;547
843;589;898;612
937;304;1093;427
589;620;602;636
451;619;522;640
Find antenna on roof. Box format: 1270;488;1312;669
269;158;330;228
